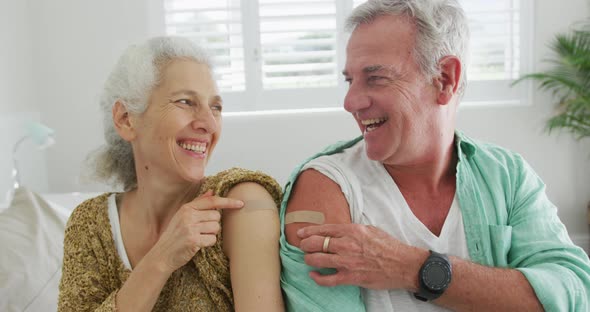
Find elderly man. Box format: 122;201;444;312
279;0;590;311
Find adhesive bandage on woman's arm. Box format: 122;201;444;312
241;199;279;212
284;211;325;225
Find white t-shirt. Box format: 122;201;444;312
107;194;132;270
303;140;470;312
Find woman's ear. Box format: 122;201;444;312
112;101;137;141
434;56;461;105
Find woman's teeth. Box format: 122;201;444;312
179;142;206;153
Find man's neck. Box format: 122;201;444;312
384;136;457;196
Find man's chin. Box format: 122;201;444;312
364;147;388;162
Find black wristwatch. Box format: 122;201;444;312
414;250;452;302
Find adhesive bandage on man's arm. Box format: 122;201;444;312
284;211;325;225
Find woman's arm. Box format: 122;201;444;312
59;222;118;312
58;213;172;312
59;192;243;312
116;191;244;311
223;182;285;312
112;254;172;311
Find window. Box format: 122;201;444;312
161;0;533;112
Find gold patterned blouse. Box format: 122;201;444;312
58;168;282;312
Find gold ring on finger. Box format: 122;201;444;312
322;236;331;253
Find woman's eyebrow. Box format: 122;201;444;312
169;89;199;97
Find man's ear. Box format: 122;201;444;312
434;56;461;105
112;101;137;141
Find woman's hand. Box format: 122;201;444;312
147;190;244;274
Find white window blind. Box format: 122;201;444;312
162;0;532;112
462;0;521;81
258;0;338;90
164;0;246;91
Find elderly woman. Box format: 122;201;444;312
58;36;284;311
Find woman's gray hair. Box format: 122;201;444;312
346;0;470;94
88;36;212;190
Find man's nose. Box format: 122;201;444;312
343;84;370;113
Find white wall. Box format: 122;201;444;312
2;0;589;245
29;0;153;191
0;0;35;113
0;1;48;201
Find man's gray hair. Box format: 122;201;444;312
346;0;470;94
88;36;212;190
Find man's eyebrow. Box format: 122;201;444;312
342;65;396;77
363;65;387;74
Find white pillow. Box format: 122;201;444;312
0;188;69;312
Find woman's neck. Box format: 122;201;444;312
122;180;201;235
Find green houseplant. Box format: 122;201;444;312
514;21;590;139
514;20;590;223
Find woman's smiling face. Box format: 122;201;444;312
131;58;222;185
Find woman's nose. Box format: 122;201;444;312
191;107;219;134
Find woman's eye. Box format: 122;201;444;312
176;99;193;106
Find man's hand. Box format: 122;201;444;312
297;224;428;291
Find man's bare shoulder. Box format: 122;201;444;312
285;169;351;247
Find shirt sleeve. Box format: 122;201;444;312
58;213;118;312
279;159;366;312
204;167;283;206
280;245;366;312
509;154;590;311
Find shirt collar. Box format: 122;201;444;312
455;130;477;158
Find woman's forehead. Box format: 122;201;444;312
157;60;218;94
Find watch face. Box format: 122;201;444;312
423;261;451;291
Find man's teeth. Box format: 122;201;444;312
361;117;388;132
180;142;206;153
361;117;388;126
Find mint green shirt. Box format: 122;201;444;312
279;131;590;312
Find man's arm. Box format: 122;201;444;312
282;168;365;312
438;257;543;311
285;169;352;247
299;224;544;311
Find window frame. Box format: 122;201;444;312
149;0;534;113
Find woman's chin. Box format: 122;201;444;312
183;169;206;183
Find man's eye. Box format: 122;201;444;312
368;76;384;82
344;78;352;85
211;104;223;112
